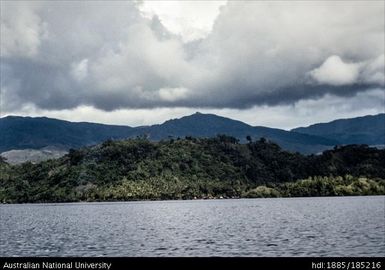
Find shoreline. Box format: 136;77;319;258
1;194;384;205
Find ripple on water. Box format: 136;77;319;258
0;196;384;256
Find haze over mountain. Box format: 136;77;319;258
1;113;382;162
0;147;68;165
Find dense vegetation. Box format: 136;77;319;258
0;136;384;203
244;176;385;198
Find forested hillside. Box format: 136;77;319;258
1;136;384;203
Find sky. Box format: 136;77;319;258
1;0;384;130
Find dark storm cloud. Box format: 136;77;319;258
1;1;384;112
1;57;82;111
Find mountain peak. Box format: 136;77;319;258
1;113;383;154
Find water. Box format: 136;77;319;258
1;196;384;257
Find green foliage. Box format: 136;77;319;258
1;137;384;203
244;175;385;198
243;186;281;198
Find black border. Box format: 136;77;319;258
1;257;384;270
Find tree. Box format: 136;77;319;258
0;156;7;165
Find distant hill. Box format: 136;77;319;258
2;113;383;155
292;114;385;146
0;116;135;153
0;113;337;154
143;112;337;154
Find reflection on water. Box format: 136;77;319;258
0;196;384;256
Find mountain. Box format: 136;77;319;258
143;112;337;153
0;113;337;155
4;112;384;155
292;114;385;146
0;116;135;153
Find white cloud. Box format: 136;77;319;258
0;2;46;58
309;55;361;86
158;87;190;102
310;54;385;86
138;0;227;42
190;1;384;102
1;1;384;114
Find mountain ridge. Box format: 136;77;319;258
1;113;382;155
292;113;385;145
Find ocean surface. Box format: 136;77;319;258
1;196;384;256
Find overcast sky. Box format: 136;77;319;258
1;1;384;129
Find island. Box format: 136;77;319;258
1;135;384;203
